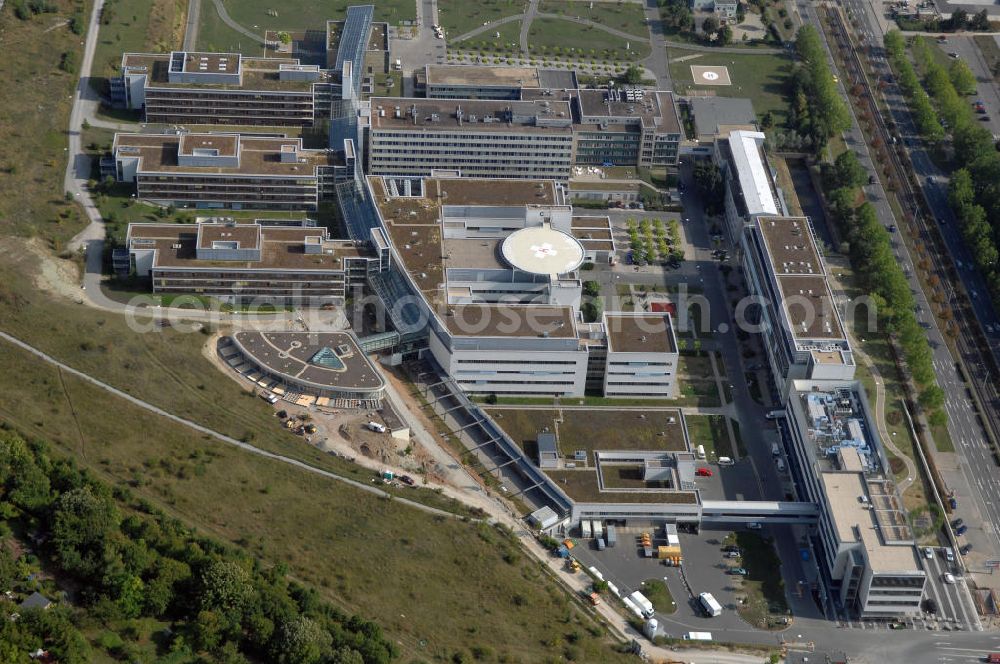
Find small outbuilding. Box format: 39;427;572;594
20;592;52;611
537;432;559;469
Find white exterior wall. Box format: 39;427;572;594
603;349;679;397
430;331;588;396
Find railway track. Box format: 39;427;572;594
826;7;1000;458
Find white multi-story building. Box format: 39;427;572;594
603;312;679;398
783;380;926;619
366;174;674;397
112;132;346;211
742;216;854;396
715;129;785;241
366;98;576;180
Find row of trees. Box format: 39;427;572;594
788;26;852;152
823;173;946;421
885;32;945;141
886;31;1000;307
0;429;396;664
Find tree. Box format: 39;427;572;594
970;8;989;30
949;60;977;96
830;150;867;189
330;647;365;664
198;560;254;616
582;280;600;298
919;385;945;410
947;7;968;30
693;161;724;215
702;15;720;35
272;616;332;664
51;485;120;579
620;64;643;85
718;24;733;46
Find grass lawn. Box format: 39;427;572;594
730;532;789;629
0;3;94;253
974;35;1000;84
204;0;416;39
685;414;734;460
529;17;650;60
196;1;265;52
0;341;630;662
540;0;649;39
439;0;527;37
91;0;185;81
667;46;793;125
452;20;523;53
486;408;690;457
640;578;677;614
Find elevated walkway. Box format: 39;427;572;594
700;499;819;524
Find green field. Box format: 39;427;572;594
487;408;690;457
685;414;735;460
91;0;185;80
528;17;649;60
667;46;793;123
452;20;523;53
540;0;649;39
0;340;630;662
439;0;527;38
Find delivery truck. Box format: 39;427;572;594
629;591;655;619
699;592;722;617
684;632;713;641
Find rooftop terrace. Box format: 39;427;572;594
231;331;384;392
114;133;340;176
605;313;677;353
128;223;364;271
368;97;574;133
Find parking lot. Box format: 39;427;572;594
569;523;792;641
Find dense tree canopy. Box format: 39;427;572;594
0;428;397;664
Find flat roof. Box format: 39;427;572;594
688;96;757;135
442;238;504;270
444;304;576;338
179;51;239;74
756;216;823;276
369;97;574;134
727;130;778;217
231;331;384;392
128;223;363;271
178;133;240;158
605;313;676;353
425;64;540;88
545;469;698;504
574;89;681;135
121;52;318;91
821;472;923;573
114;133;340;176
778;275;843;340
197;223;260;250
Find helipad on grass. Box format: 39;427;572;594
500;225;585;276
690;65;732;86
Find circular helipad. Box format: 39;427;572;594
501;226;585;276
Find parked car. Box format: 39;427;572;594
723;545;741;553
695;467;713;477
747;522;762;530
923;547;934;559
945;548;955;563
952;518;964;529
728;567;748;576
956;524;968;536
923;597;938;614
960;543;973;556
726;551;742;559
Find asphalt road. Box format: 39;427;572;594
182;0;201;50
937;35;1000;137
837;0;1000;578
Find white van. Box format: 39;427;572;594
717;457;735;466
696;444;706;459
